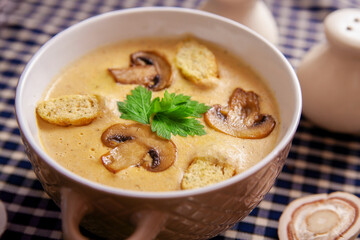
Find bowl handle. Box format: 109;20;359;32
61;188;167;240
61;188;92;240
127;210;168;240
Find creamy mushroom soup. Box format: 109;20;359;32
37;36;280;192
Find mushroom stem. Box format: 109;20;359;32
101;140;148;173
108;65;157;85
306;209;339;234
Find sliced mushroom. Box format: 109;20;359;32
100;123;177;173
204;88;276;139
278;192;360;240
108;51;172;91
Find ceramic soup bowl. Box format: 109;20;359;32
15;7;301;240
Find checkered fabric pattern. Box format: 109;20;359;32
0;0;360;239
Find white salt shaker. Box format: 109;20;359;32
297;8;360;134
200;0;279;45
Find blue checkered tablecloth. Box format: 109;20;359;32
1;0;360;239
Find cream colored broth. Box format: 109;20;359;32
37;37;280;192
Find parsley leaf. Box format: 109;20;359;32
152;114;207;139
117;86;153;124
117;86;211;139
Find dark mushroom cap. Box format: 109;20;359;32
205;88;276;139
130;51;172;91
108;51;172;91
100;123;177;173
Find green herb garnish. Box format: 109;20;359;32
117;86;211;139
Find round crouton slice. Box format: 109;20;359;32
36;95;99;126
175;40;219;88
181;157;236;190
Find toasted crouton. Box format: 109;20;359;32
181;157;236;190
36;95;99;126
175;40;219;88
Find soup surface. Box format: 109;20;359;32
37;36;280;191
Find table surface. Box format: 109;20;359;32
1;0;360;239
